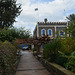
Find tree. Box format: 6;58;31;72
0;27;32;42
68;21;75;37
0;0;22;29
66;14;75;22
66;14;75;37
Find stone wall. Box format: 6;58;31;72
38;57;75;75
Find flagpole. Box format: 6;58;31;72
38;8;39;22
35;8;39;23
37;0;39;22
35;0;39;23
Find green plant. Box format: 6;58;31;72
65;58;75;72
55;54;67;67
58;51;75;72
0;27;32;42
0;0;22;29
43;43;50;59
43;39;61;62
0;41;2;45
0;41;17;75
32;48;37;52
43;36;75;72
65;51;75;72
56;56;67;67
59;37;75;54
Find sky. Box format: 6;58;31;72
13;0;75;34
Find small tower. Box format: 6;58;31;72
44;18;47;23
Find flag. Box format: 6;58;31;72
35;8;38;11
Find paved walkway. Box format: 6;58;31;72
15;51;51;75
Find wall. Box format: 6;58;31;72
38;57;75;75
39;27;55;37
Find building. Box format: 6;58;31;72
33;18;68;39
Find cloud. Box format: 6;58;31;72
14;0;75;34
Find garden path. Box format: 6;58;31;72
15;50;51;75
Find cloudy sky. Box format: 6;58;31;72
13;0;75;34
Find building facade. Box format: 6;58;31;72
33;19;68;39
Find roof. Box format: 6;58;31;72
37;22;67;25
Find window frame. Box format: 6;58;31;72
41;29;46;36
48;29;52;36
59;31;65;36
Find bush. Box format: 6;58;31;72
65;51;75;72
43;37;75;72
0;41;17;75
59;37;75;54
43;43;50;59
58;51;75;72
43;39;61;62
32;48;37;52
0;41;2;45
0;27;31;42
65;58;75;72
55;54;67;67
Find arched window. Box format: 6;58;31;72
41;29;46;36
48;29;52;36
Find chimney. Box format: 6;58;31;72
44;18;47;23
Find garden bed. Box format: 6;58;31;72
0;41;21;75
37;56;75;75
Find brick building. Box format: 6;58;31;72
33;19;68;39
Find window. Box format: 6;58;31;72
48;29;52;36
42;29;46;36
60;31;64;36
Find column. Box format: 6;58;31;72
55;26;56;38
37;25;39;37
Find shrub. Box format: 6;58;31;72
58;51;75;72
0;41;2;45
0;27;31;42
59;37;75;54
32;48;37;52
43;43;50;59
65;51;75;72
55;54;67;67
43;39;61;62
43;37;75;72
0;41;17;75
